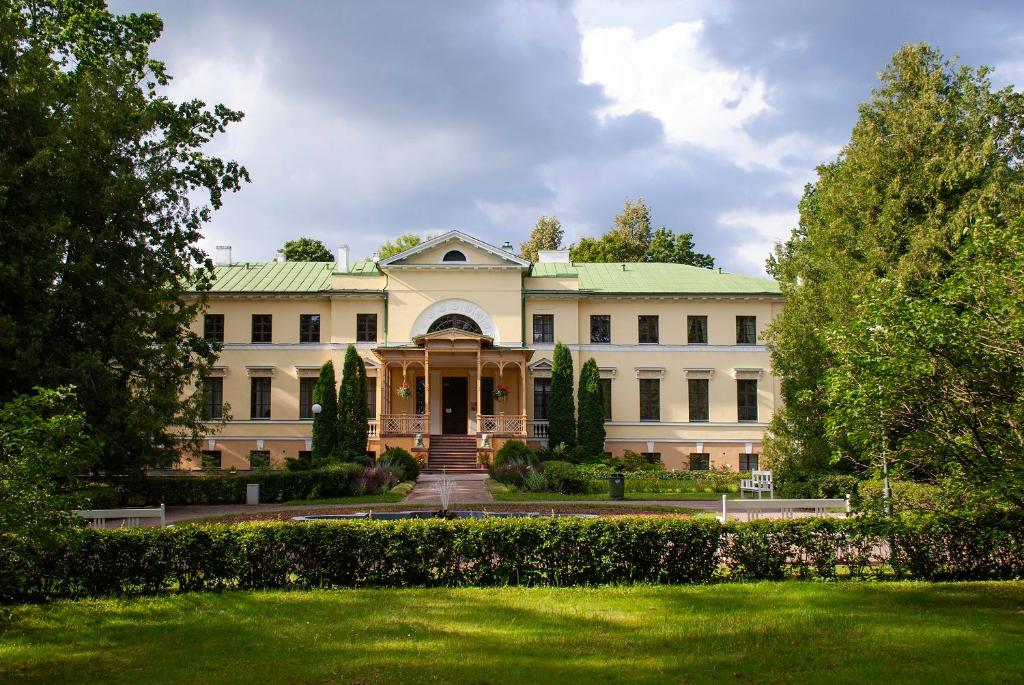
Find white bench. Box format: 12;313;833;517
739;469;773;499
718;495;849;522
74;504;166;528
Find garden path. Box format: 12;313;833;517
403;473;493;505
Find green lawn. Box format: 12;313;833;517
491;490;724;501
3;583;1022;684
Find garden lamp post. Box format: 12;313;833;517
869;325;891;515
311;403;322;416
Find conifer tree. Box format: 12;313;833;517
337;345;367;458
576;358;606;460
547;342;576;452
311;361;338;464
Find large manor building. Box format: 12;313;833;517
185;231;782;473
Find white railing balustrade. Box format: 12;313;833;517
529;420;549;438
478;414;527;435
380;414;429;435
367;420;378;438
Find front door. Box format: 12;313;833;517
441;377;468;434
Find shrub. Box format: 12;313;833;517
379;447;419;482
493;440;536;467
356;465;398;495
542;461;587;494
522;470;548;493
488;462;532;488
3;513;1022;603
619;450;664;472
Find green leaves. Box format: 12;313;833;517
547;342;576;452
279;237;334;262
576;358;605;460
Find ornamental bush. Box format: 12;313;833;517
492;440;536;467
541;461;588;494
379;447;419;482
3;512;1022;604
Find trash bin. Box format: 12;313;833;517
609;473;625;500
246;483;260;506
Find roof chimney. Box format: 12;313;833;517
537;249;570;264
215;245;232;266
337;244;350;272
275;252;287;263
501;241;514;251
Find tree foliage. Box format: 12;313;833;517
764;43;1024;508
337;345;368;459
310;361;339;466
377;233;423;260
576;358;606;460
570;197;714;266
519;216;564;262
279;237;333;262
0;1;247;472
0;387;93;543
547;343;576;452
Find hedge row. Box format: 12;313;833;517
84;464;365;506
3;512;1022;603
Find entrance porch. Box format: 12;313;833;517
373;330;533;449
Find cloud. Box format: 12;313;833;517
717;208;799;275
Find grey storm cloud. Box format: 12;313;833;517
107;0;1024;274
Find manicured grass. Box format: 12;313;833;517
2;583;1022;684
491;490;724;502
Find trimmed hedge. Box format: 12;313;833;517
86;464;365;506
2;512;1022;603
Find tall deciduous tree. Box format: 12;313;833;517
279;238;333;262
576;358;606;460
570;198;715;266
337;345;367;459
765;43;1024;508
0;1;247;472
547;343;576;452
377;233;423;260
519;216;564;262
310;361;339;465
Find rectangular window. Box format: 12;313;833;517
638;315;659;344
201;450;222;470
590;315;611;343
532;314;554;343
356;313;377;342
299;314;320;343
641;452;662;466
299;377;316;419
737;379;758;422
639;378;660;422
415;377;425;415
736;316;757;345
202;377;223;420
481;377;495;416
687;315;707;344
740;453;760;471
689;453;710;471
204;314;224;342
366;376;377;418
250;377;271;420
600;378;612;421
249;450;270;469
251;314;272;343
533;377;552;420
688;378;709;423
298;450;312;463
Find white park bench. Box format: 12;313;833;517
718;495;850;522
739;469;774;499
74;504;166;528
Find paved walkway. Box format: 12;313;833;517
403;473;493;505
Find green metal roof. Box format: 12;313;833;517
207;262;336;292
528;262;780;295
346;259;382;275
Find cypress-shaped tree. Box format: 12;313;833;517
353;354;370;458
576;358;606;460
337;344;365;459
547;342;576;452
311;361;339;464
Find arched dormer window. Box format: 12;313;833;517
442;249;467;262
427;314;482;335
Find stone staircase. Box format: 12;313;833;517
425;435;484;473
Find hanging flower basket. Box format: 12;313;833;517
493;384;510;402
397;379;412;399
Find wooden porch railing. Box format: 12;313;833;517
380;414;429;435
479;414;527;435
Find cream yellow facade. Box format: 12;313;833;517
185;232;782;472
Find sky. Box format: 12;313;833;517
109;0;1024;275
